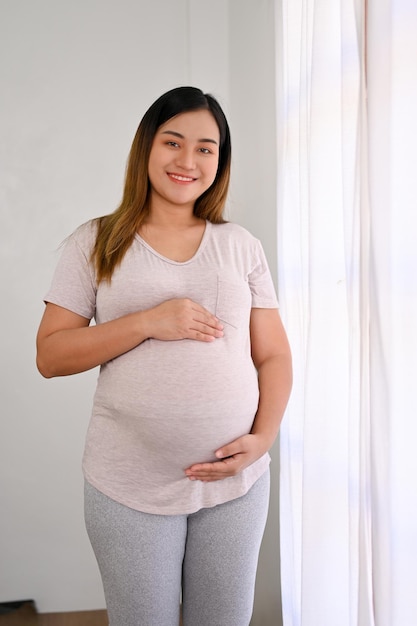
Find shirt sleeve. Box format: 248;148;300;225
248;239;279;309
44;222;97;320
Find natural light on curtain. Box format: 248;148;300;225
275;1;417;625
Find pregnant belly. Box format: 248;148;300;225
88;373;258;479
93;385;258;476
89;345;259;480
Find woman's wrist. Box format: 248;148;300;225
133;309;152;343
250;426;278;453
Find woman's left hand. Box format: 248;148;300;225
184;433;268;482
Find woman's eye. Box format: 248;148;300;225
199;147;212;154
167;141;180;148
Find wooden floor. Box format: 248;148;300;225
0;603;108;626
0;601;183;625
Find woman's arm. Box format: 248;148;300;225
247;307;293;447
36;303;148;378
185;308;292;481
36;300;224;378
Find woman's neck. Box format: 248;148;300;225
138;216;207;262
145;205;203;230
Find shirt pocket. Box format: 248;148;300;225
215;277;252;329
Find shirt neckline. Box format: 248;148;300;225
134;220;211;265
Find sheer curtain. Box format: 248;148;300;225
275;1;417;625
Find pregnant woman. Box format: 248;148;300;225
36;86;292;626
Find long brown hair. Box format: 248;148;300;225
93;86;232;283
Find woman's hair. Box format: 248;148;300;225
93;86;231;283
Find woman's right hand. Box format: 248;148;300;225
142;298;224;342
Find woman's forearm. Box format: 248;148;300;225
36;311;150;378
36;298;224;378
250;353;293;449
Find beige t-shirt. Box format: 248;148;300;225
45;220;279;514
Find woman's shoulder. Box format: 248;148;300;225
210;221;260;248
67;218;99;251
211;220;258;241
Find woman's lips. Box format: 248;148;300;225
167;172;196;183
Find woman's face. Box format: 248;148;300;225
147;109;220;213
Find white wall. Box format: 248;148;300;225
0;0;280;622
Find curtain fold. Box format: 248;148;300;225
367;2;417;625
275;1;417;625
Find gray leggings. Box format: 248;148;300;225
84;470;270;626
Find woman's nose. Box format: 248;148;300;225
175;147;196;170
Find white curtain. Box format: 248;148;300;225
275;1;417;625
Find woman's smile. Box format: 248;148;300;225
167;172;197;184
